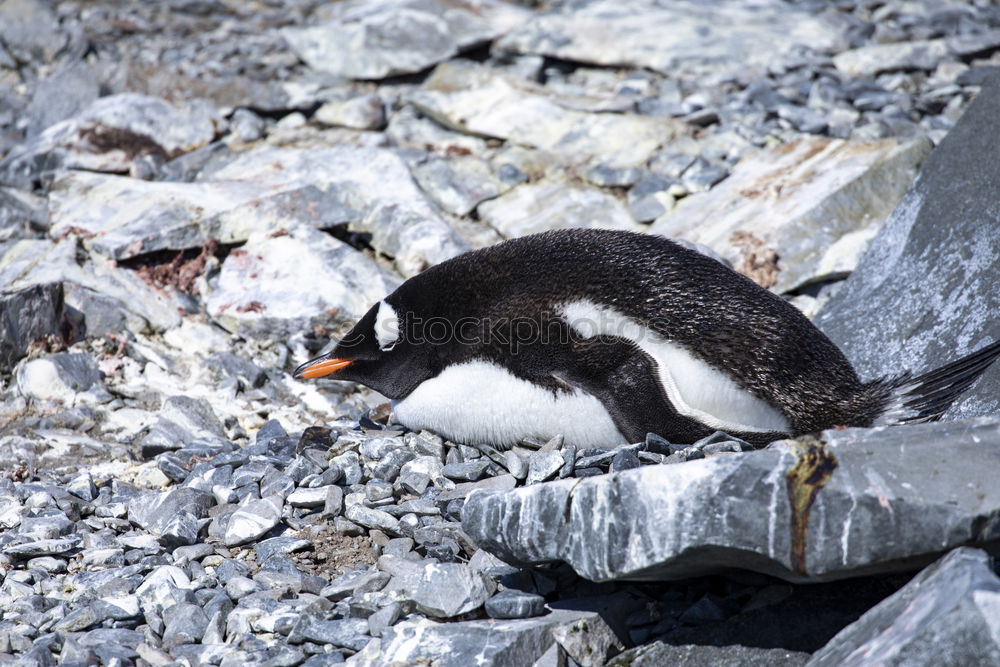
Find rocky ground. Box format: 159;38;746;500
2;0;1000;665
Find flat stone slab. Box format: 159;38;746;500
816;74;1000;419
462;419;1000;584
495;0;845;80
352;609;608;666
410;61;680;169
477;179;639;238
204;225;399;339
282;0;529;79
808;547;1000;666
0;93;217;188
48;144;460;265
650;136;930;294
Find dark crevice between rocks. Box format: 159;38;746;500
118;238;239;296
323;223;374;254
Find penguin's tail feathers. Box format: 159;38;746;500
873;339;1000;426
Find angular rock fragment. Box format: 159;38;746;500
205;226;398;339
356;609;604;665
139;395;228;457
0;283;70;373
353;203;470;278
224;496;284;547
834;40;950;77
808;548;1000;666
410;62;678;169
411;156;507;217
16;353;108;404
496;0;844;79
283;0;529;79
610;643;810;666
463;419;1000;583
314;95;385;130
0;239;183;332
817;74;1000;419
478;180;638;238
650;136;930;293
0;94;217;189
129;487;215;537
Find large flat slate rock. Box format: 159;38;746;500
815;75;1000;419
808;547;1000;666
495;0;845;81
409;61;680;169
282;0;529;79
462;419;1000;584
650;136;930;294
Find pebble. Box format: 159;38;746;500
484;589;548;619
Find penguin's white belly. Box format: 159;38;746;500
392;360;627;448
562;300;791;434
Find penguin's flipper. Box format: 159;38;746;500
877;339;1000;425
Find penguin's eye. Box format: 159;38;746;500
375;300;400;352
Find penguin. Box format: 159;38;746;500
294;229;1000;449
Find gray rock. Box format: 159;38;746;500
478;180;638;239
552;612;624;666
526;450;564;485
485;589;547;619
287;486;335;508
463;419;1000;583
609;643;809;666
283;0;528;79
135;565;196;614
496;0;844;80
353;203;470;278
411;156;506;217
0;185;48;242
401;562;491;619
25;62;100;137
0;283;69;374
0;0;65;64
411;62;678;169
834;40;950;77
345;504;400;534
652;136;930;294
0;238;183;332
224;496;283;547
808;548;1000;666
442;459;490;482
816;74;1000;419
367;601;402;638
0;93;217;189
206;225;398;339
314;95;385;131
158;512;201;549
129;487;215;536
359;609;601;666
4;536;80;558
16;351;102;400
229;109;265;142
288;615;369;649
503;451;528;481
140;395;227;457
162;602;208;648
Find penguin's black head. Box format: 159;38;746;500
292;296;437;399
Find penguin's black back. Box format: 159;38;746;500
394;229;868;434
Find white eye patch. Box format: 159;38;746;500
375;300;400;350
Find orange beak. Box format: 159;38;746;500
293;356;353;379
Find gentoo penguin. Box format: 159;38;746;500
294;229;1000;448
